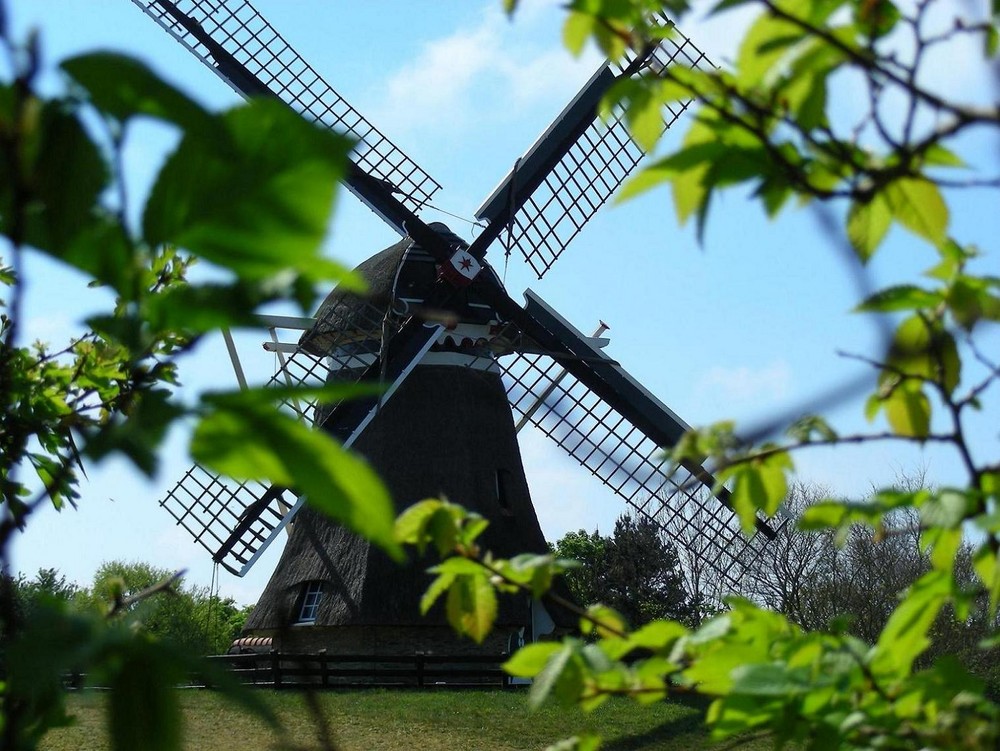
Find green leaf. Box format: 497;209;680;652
921;527;961;571
730;662;807;697
445;571;497;644
736;10;805;86
563;12;596;56
628;620;689;650
530;643;576;709
884;178;949;247
986;24;998;57
946;277;991;330
426;507;460;557
883;383;931;438
683;642;764;695
855;284;941;313
431;557;486;577
11;101;109;257
458;515;490;547
854;0;902;38
617;142;716;206
625;84;663;152
62;53;214;132
395;498;446;553
846;194;891;261
144;98;352;283
582;605;626;638
871;571;950;678
144;282;271;332
108;641;182;751
919;488;973;529
886;315;960;393
619;115;724;224
420;573;454;615
921;143;966;168
973;545;1000;619
709;0;757;14
724;448;792;533
785;414;838;443
83;388;183;475
192;397;400;560
53;216;134;297
504;642;564;677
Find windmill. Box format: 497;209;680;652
131;0;776;656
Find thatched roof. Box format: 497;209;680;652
298;237;411;357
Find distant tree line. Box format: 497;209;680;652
3;562;251;657
735;483;1000;698
564;481;1000;699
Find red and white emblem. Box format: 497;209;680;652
439;248;482;288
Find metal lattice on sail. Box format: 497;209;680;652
158;296;391;575
496;24;709;279
160;466;292;574
131;0;441;212
498;350;766;587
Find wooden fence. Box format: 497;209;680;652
204;651;513;689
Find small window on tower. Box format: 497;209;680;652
297;581;323;624
495;469;514;517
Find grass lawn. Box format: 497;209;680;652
41;688;770;750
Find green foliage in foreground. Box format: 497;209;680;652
0;23;394;751
402;0;1000;749
4;0;999;750
39;689;770;751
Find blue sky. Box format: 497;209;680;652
7;0;999;604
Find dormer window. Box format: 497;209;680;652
297;581;323;624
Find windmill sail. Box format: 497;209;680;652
131;0;441;229
158;235;460;576
474;20;709;278
491;291;774;587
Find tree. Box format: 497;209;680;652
397;0;1000;748
89;561;247;656
602;515;692;627
743;482;1000;696
550;529;607;608
552;516;693;627
1;568;83;640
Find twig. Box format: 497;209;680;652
110;570;186;616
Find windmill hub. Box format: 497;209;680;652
302;222;508;372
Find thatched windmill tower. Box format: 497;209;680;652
243;229;562;655
136;0;777;660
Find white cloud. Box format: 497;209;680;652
695;360;792;405
505;47;602;109
368;3;600;138
375;23;501;133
